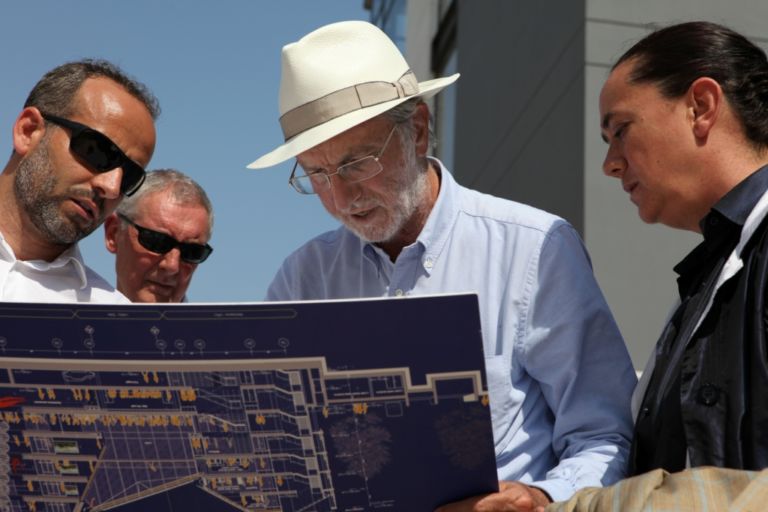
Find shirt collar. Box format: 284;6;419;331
0;231;88;289
701;164;768;237
675;164;768;296
360;158;458;274
414;158;459;271
62;244;89;289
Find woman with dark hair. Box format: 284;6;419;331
600;20;768;477
546;21;768;512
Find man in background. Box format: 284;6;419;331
104;169;213;303
0;59;158;302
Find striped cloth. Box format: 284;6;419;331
547;467;768;512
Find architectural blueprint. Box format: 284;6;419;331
0;294;497;511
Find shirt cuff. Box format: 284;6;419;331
528;478;575;503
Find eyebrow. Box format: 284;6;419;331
343;142;379;162
601;112;614;131
300;143;378;172
600;112;615;143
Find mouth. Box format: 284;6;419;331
623;182;638;194
71;198;98;222
346;204;378;220
147;280;176;296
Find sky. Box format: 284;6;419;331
0;1;371;302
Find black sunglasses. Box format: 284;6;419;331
41;113;146;196
118;213;213;264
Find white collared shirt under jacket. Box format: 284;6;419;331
0;232;128;303
266;159;637;502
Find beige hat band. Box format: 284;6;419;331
279;70;419;140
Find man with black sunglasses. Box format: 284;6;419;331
0;59;159;302
104;169;214;303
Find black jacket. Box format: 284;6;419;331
631;174;768;474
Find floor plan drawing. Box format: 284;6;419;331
0;294;497;511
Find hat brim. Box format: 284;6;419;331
246;73;459;169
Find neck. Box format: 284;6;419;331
691;150;768;232
376;160;441;261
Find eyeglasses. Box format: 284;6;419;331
118;213;213;264
289;123;399;195
41;113;146;196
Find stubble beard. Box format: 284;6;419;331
14;142;102;246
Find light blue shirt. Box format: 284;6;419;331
267;160;636;502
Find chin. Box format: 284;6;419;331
134;290;173;304
346;216;401;244
352;226;396;244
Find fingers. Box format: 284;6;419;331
434;482;551;512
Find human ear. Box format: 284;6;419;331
689;77;723;139
411;102;431;157
104;214;120;254
12;107;47;156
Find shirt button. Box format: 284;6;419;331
697;383;720;406
394;289;404;297
424;257;434;269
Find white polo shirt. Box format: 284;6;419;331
0;232;128;303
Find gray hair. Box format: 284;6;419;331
383;98;437;175
384;98;436;151
117;169;214;232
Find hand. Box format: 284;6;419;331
434;481;552;512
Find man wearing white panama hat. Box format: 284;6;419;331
251;20;636;511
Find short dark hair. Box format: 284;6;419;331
615;21;768;149
23;58;160;120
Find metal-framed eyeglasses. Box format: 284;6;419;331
288;123;399;195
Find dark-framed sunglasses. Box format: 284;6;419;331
118;213;213;264
41;113;146;196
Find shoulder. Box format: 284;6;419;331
280;226;359;265
82;266;130;303
267;225;363;301
454;183;573;240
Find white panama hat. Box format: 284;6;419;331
246;20;459;169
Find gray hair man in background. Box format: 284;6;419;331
104;169;213;303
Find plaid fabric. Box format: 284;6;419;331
547;467;768;512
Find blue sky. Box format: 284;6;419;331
0;1;371;302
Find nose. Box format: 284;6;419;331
158;248;182;274
328;174;361;211
602;144;626;178
91;168;123;199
